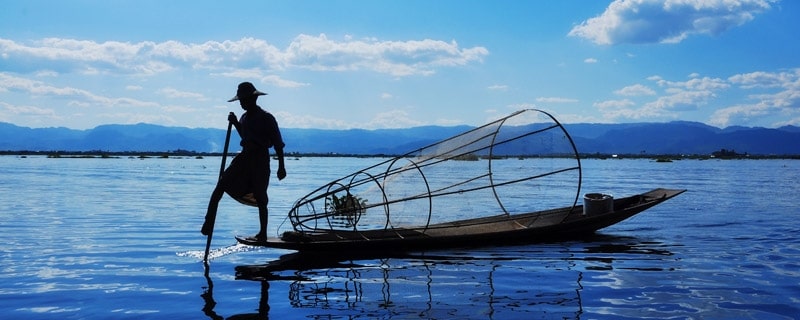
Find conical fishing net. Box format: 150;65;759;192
287;109;582;235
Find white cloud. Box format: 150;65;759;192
613;75;730;118
692;78;730;91
711;69;800;126
0;73;92;99
161;104;195;114
536;97;579;103
260;75;309;88
643;89;718;112
434;118;466;126
584;58;598;64
274;108;438;129
1;101;58;117
593;75;731;121
615;84;656;96
594;99;636;110
708;101;774;127
487;84;508;91
0;35;488;78
213;68;265;79
597;70;798;126
568;0;775;45
273;111;351;129
0;100;62;126
284;34;489;76
34;70;59;77
654;76;730;91
158;87;206;100
0;73;159;109
594;98;662;120
366;110;423;129
97;111;176;126
728;70;797;89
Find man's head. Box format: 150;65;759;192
227;82;267;108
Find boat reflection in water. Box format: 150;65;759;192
202;234;677;319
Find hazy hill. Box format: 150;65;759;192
1;121;798;156
567;122;799;155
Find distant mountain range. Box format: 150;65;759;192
1;121;798;156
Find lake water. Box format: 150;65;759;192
1;155;798;319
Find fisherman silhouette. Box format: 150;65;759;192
201;82;286;241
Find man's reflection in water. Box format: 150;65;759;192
201;262;224;319
203;262;271;320
226;282;270;320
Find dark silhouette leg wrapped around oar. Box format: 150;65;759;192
202;187;225;236
203;119;233;262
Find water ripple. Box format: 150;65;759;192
1;157;799;319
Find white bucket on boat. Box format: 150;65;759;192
583;193;613;216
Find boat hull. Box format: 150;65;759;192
238;188;685;252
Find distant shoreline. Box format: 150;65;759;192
1;150;798;160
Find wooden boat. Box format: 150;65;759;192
236;109;685;252
238;188;684;251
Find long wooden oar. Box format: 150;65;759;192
203;114;234;262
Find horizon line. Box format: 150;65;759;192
3;120;796;131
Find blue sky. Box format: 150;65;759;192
1;0;798;130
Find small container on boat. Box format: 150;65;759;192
583;193;613;216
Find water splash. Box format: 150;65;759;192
177;243;262;261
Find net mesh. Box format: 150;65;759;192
287;109;582;234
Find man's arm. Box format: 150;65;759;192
266;112;287;180
228;112;242;137
275;145;286;180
